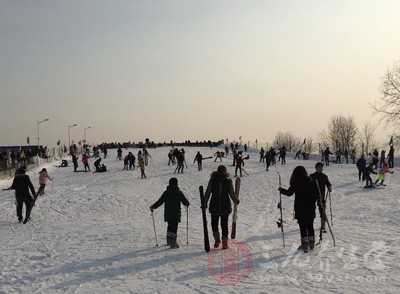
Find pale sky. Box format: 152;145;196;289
1;0;399;148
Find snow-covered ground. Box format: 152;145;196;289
0;146;399;293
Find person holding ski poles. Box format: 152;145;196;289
204;165;239;249
234;155;244;177
278;165;319;253
150;178;190;249
310;162;332;233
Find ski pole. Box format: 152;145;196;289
151;212;158;247
186;207;189;245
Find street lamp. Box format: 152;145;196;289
37;118;49;154
68;124;78;150
84;127;91;144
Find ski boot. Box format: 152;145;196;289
222;237;229;250
169;233;179;249
213;231;221;248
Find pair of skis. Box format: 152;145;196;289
276;174;335;248
315;179;336;247
199;177;241;252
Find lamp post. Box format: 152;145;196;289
68;124;78;150
37;118;49;155
84;127;91;144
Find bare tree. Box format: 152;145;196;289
326;115;358;151
371;60;400;126
273;131;298;152
359;122;377;155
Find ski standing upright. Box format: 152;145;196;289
231;177;241;239
277;171;285;247
199;185;210;252
315;179;336;247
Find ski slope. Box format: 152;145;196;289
0;146;399;293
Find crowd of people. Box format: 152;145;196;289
3;142;395;253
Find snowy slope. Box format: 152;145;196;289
0;146;399;294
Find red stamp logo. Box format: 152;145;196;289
207;240;253;285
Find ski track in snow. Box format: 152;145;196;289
1;146;399;293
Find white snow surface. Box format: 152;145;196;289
1;146;399;294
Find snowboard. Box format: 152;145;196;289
199;185;210;252
231;177;241;239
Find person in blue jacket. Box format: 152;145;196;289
356;154;367;181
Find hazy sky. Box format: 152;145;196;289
1;0;400;147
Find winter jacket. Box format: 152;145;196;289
151;185;190;223
378;166;393;175
279;176;318;220
310;172;331;197
11;174;35;200
204;174;239;215
356;157;367;171
39;171;52;185
363;165;377;178
82;155;89;165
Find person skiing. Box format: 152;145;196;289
374;162;394;186
37;168;53;197
388;146;394;168
379;150;386;168
350;149;356;164
150;177;190;249
204;165;239;249
294;150;302;160
363;162;377;188
310;162;332;233
259;147;265;162
356;154;367;181
234;155;244;177
167;147;175;165
71;153;79;172
322;147;332;166
128;152;136;170
278;166;319;252
103;146;108;158
10;167;36;223
264;150;272;171
94;158;103;172
143;148;151;166
139;157;146;178
194;151;203;171
174;151;185;174
344;149;349;164
116;147;123;161
82;153;90;172
214;151;223;162
279;146;287;164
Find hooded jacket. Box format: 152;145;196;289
204;172;238;215
11;174;35;199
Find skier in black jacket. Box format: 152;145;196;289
204;165;239;250
194;151;203;171
10;168;36;223
310;162;332;233
279;166;319;252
